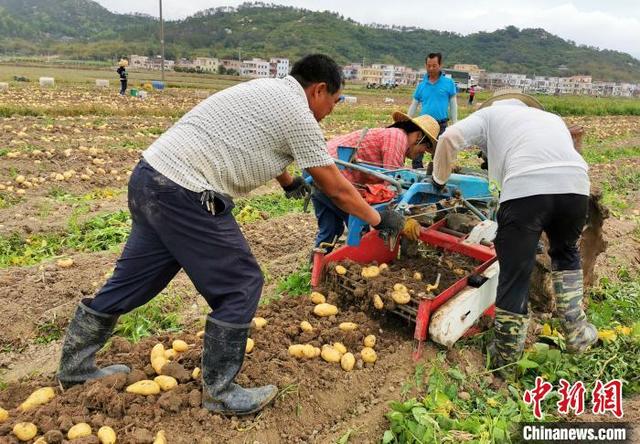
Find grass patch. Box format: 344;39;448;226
234;192;304;224
0;210;131;267
34;316;65;344
275;264;311;297
582;145;640;165
114;291;184;343
600;166;640;214
384;354;538;443
0;191;22;209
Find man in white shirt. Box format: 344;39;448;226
431;91;597;373
56;54;405;414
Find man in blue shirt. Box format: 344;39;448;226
408;52;458;169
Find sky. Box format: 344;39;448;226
94;0;640;59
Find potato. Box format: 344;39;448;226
164;349;177;360
310;292;326;304
313;303;338;317
68;423;92;440
15;175;25;184
150;343;165;361
300;320;313;332
364;335;377;348
361;347;377;363
252;317;268;329
393;283;407;292
196;330;205;338
34;437;47;444
245;338;255;353
413;272;423;281
13;422;38;441
151;356;168;374
335;265;347;275
320;345;341;363
340;352;356;371
288;344;305;358
172;339;189;352
154;430;167;444
361;266;380;279
97;426;117;444
379;263;388;271
154;375;178;391
19;387;55;411
192;367;201;379
56;258;74;268
0;407;8;423
373;294;384;310
302;344;316;358
333;342;347;355
391;290;411;305
126;380;161;395
338;322;358;331
313;347;321;358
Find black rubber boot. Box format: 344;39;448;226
57;300;130;388
202;316;277;415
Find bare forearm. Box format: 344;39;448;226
276;170;293;187
323;181;381;226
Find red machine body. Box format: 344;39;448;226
312;219;497;359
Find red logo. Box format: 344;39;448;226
523;376;554;419
592;379;624;418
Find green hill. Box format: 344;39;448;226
1;0;639;82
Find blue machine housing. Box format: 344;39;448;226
309;145;495;246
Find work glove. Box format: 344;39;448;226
402;218;421;241
373;208;405;248
282;176;311;199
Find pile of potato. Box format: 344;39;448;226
285;291;380;372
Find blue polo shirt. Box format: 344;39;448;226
413;73;457;121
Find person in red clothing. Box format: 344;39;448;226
310;112;440;250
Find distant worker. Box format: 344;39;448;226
430;91;597;374
56;54;405;416
468;85;476;105
407;52;458;169
310;112;440;251
117;59;128;95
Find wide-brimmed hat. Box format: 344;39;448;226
479;89;543;110
118;59;129;67
392;111;440;146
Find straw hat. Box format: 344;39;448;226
392;111;440;146
479;89;543;110
118;59;129;67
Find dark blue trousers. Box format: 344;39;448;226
412;119;448;169
88;159;263;325
311;190;349;251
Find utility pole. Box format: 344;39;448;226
159;0;165;82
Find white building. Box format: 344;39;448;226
129;54;150;70
241;58;270;78
381;65;396;85
194;57;220;73
269;58;290;78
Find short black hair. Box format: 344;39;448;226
290;54;343;94
426;52;442;64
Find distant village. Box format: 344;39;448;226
129;54;640;97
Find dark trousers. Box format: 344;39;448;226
311;190;349;250
494;194;588;315
120;79;127;95
412;120;448;169
89;159;263;325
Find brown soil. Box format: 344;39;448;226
324;247;481;315
0;293;417;444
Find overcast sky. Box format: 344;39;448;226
95;0;640;59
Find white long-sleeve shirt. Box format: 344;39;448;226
432;99;589;203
